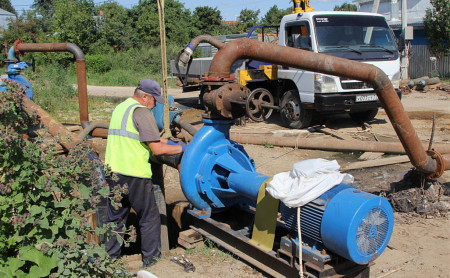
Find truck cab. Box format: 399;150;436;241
276;12;400;127
171;10;401;129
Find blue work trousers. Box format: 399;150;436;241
105;173;161;261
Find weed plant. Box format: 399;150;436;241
0;82;134;277
24;64;78;116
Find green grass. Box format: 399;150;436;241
21;64;127;123
67;45;182;87
50;96;125;123
184;238;233;262
67;68;178;88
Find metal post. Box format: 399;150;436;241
157;0;171;138
400;0;409;79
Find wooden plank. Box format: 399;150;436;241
311;126;355;141
342;155;410;171
358;152;384;161
179;229;203;244
177;237;204;249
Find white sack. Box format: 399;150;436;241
266;158;353;208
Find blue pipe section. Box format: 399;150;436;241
151;95;181;132
228;172;268;200
179;119;258;211
8;46;16;60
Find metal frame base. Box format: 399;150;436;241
188;209;371;278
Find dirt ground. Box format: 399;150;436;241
87;85;450;277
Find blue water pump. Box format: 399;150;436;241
179;83;394;266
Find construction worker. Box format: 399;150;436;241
104;79;185;267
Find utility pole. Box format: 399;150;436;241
400;0;409;80
157;0;171;138
156;0;170;255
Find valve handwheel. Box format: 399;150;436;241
245;88;274;122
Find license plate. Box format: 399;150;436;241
355;94;378;102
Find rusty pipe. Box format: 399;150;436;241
207;38;446;177
22;96;81;150
230;133;450;155
14;41;89;128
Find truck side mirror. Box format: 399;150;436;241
396;36;405;52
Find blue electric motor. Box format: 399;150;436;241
280;183;394;265
179;118;394;265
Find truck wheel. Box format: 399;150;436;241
349;109;378;123
280;90;312;129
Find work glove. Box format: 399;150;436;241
167;140;187;152
150;152;183;170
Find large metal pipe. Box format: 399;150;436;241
22;96;81;150
206;38;447;178
232;133;450;155
14;41;89;128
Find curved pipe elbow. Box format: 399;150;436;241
13;41;89;127
67;43;85;61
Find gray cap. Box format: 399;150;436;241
137;79;164;104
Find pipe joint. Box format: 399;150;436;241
13;40;24;56
425;150;446;179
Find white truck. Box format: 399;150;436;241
171;10;401;128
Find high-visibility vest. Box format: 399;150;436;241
105;98;152;178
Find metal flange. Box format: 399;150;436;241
202;83;250;119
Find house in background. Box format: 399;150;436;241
353;0;449;78
0;8;15;34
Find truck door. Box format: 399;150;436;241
278;21;315;105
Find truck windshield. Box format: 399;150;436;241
314;15;397;55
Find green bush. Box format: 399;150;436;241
24;64;77;115
86;54;112;74
67;44;182;86
0;83;134;277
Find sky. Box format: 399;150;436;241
11;0;352;21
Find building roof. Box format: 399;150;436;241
0;8;15;16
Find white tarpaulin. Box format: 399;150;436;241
266;159;354;208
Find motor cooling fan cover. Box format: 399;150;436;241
320;188;394;265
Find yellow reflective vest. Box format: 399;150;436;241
105;98;152;178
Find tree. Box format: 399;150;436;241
261;5;291;26
238;8;260;32
51;0;98;53
95;1;130;51
191;6;222;35
31;0;54;17
334;2;357;11
424;0;450;56
129;0;193;48
0;0;15;15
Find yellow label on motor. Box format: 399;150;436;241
248;177;280;252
